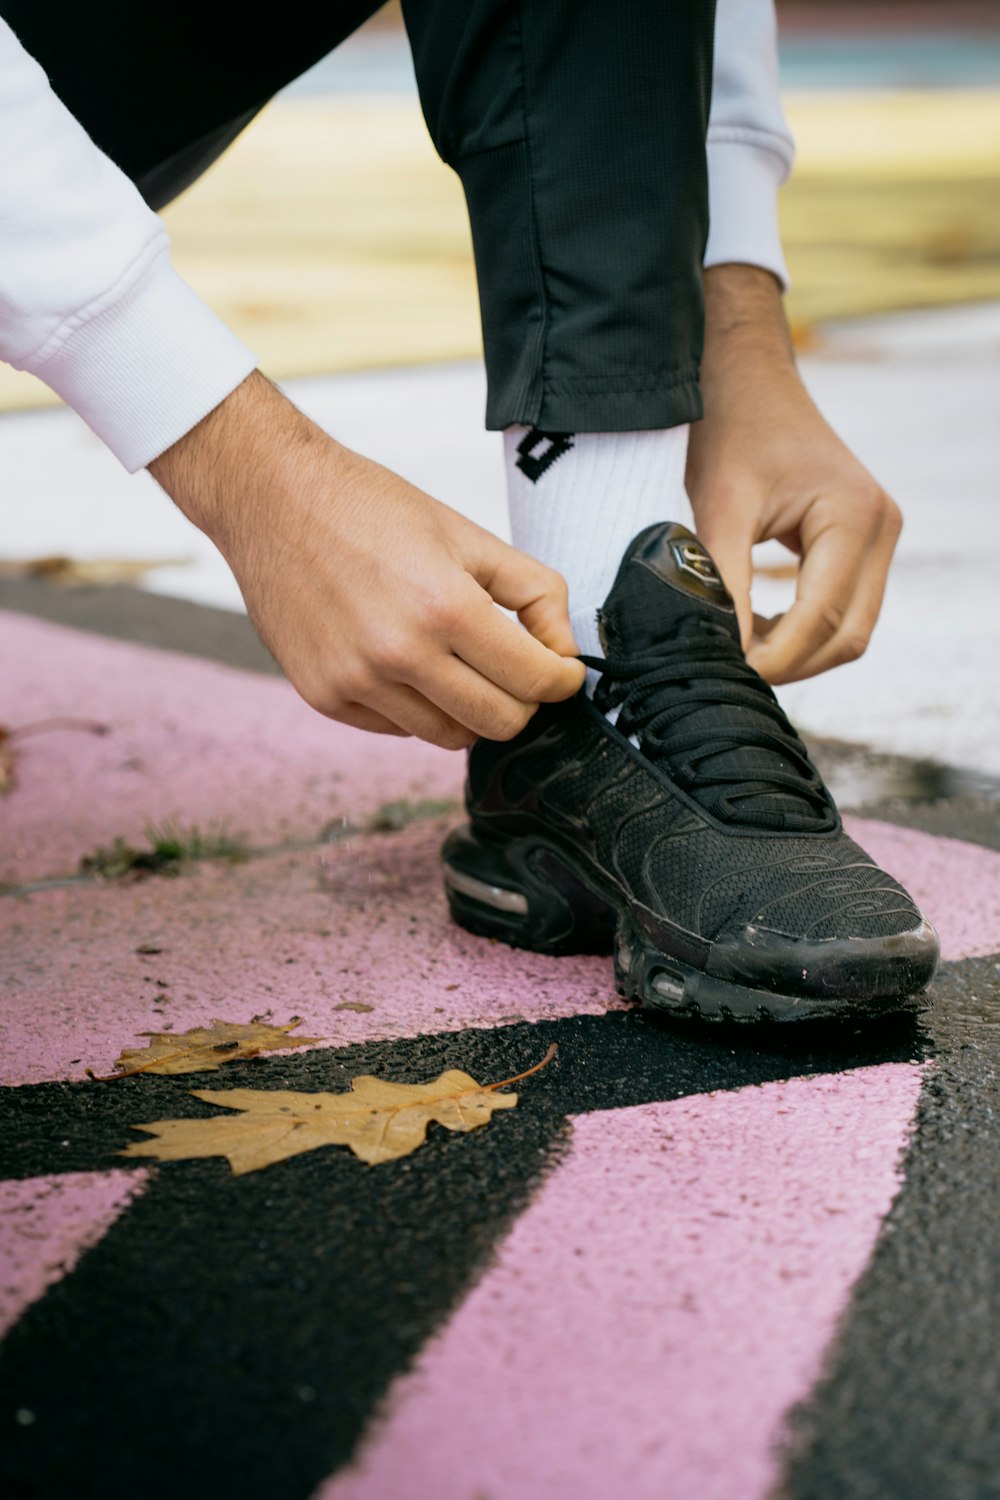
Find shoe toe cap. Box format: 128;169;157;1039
708;915;940;1002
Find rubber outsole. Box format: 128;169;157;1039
441;822;936;1024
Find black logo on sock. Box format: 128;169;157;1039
515;429;575;483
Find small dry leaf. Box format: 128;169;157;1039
0;555;192;588
0;728;14;796
91;1018;321;1080
0;717;111;797
121;1046;556;1173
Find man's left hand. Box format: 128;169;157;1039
686;264;902;686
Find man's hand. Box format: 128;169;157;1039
686;264;902;685
149;372;584;748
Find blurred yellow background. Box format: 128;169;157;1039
2;32;997;410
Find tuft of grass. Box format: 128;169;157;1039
80;822;248;880
366;797;458;833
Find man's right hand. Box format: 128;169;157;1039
148;371;585;749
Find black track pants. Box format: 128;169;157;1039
3;1;716;433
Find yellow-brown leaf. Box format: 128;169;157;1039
0;554;192;587
96;1018;321;1080
0;728;14;796
120;1062;543;1173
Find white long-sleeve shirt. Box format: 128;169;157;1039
0;2;793;473
706;0;793;284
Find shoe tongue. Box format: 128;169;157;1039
595;524;829;831
597;523;740;656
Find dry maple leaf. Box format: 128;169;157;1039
90;1018;321;1080
120;1045;557;1173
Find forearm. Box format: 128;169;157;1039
702;264;795;381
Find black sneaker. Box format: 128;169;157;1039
442;522;939;1022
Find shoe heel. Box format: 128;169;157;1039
442;823;616;956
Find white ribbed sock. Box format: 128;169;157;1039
504;424;691;662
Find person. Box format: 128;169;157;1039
0;1;938;1020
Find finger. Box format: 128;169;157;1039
695;513;755;651
407;653;540;742
453;587;586;703
751;611;782;645
359;681;476;751
467;532;580;658
776;508;900;682
748;517;871;684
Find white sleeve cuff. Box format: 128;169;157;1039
704;135;791;291
24;246;257;472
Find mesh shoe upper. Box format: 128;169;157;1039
467;523;926;948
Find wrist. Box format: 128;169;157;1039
701;264;796;383
148;370;261;543
148;370;333;554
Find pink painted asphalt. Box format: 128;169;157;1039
0;804;995;1086
3;612;1000;1500
0;1170;147;1337
2;612;999;1088
0;611;458;887
0;832;622;1086
3;813;998;1087
320;1067;923;1500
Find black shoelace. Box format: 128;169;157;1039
581;625;835;832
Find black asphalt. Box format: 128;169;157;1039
783;953;1000;1500
0;1011;925;1500
0;577;280;677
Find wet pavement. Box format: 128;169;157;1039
2;590;1000;1499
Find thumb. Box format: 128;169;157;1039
470;532;582;660
697;520;754;653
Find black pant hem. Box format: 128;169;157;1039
486;378;703;435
